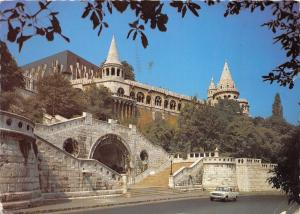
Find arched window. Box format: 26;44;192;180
155;96;162;106
170;100;176;110
111;67;115;75
130;91;135;99
164;100;168;108
63;138;79;157
117;87;125;96
146;95;151;104
178;103;182;111
137;92;145;103
106;68;109;76
140;150;148;161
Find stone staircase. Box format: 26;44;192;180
132;162;193;188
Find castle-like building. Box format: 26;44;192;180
22;36;249;126
207;62;249;114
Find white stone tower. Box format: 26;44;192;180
214;61;240;100
207;61;250;114
101;35;124;81
207;77;216;104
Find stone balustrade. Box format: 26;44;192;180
0;110;35;139
203;157;236;164
35;116;86;133
169;158;204;188
173;151;217;163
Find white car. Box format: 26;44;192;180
210;186;239;201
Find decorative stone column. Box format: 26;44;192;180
121;174;127;194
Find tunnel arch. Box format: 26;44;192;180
89;134;131;174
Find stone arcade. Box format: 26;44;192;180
21;36;249;127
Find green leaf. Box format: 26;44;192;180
46;31;54;41
140;32;148;48
127;29;134;39
112;1;129;13
51;16;61;33
82;7;91;18
7;22;19;42
38;1;46;10
35;27;45;36
182;6;187;18
17;34;32;52
90;11;99;29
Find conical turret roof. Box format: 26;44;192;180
218;61;236;89
104;35;121;65
209;77;216;89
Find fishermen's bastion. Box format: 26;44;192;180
0;37;275;210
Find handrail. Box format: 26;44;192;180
171;158;204;187
132;159;170;185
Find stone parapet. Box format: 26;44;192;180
0;111;42;209
170;158;204;188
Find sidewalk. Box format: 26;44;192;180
9;190;282;214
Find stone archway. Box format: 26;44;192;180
90;134;131;174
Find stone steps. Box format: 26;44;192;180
132;162;193;188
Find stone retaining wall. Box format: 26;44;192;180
0;111;42;209
36;136;124;196
202;158;237;190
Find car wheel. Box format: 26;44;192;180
210;197;213;201
225;196;228;202
233;196;237;201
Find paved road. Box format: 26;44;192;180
65;195;299;214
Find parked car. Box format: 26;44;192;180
210;186;239;201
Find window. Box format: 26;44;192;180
164;100;168;108
111;67;115;75
130;91;135;99
140;150;148;161
155;96;162;106
63;138;79;157
170;100;176;110
178;103;182;111
18;122;23;128
117;69;120;76
146;95;151;104
106;68;109;76
117;87;125;96
137;92;145;103
6;118;12;126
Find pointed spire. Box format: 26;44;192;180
105;35;121;65
218;61;236;89
220;61;233;82
209;76;216;89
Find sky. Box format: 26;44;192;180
1;1;299;124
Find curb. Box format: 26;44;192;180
12;192;283;214
12;194;208;214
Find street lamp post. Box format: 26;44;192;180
170;155;173;175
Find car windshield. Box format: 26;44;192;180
216;187;230;192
